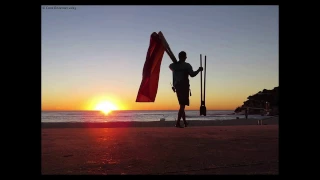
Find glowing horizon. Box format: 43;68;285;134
42;6;278;111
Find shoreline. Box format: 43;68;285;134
42;116;278;128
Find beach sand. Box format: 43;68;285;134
41;117;278;175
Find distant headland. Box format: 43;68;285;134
234;86;279;116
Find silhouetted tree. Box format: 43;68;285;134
235;86;279;115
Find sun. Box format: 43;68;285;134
94;101;118;114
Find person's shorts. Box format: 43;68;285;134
175;82;190;106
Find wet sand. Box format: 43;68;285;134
42;116;278;128
41;117;278;175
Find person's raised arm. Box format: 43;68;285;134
187;64;203;77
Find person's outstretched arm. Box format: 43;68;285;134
187;64;203;77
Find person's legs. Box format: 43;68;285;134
175;82;189;127
182;87;189;127
182;111;186;122
182;111;188;127
176;105;185;127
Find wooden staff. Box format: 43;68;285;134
158;31;178;63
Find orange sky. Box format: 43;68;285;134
42;6;278;111
41;81;278;111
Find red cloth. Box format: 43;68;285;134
136;32;165;102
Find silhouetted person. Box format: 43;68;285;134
169;51;203;128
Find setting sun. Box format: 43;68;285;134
94;101;118;114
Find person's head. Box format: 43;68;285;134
178;51;187;62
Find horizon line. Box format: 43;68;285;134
41;109;235;111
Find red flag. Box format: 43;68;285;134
136;32;165;102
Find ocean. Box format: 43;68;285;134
41;110;271;123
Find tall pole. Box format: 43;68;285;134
204;55;206;106
200;54;202;102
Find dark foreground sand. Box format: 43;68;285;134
41;117;278;175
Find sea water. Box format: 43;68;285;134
41;110;271;123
